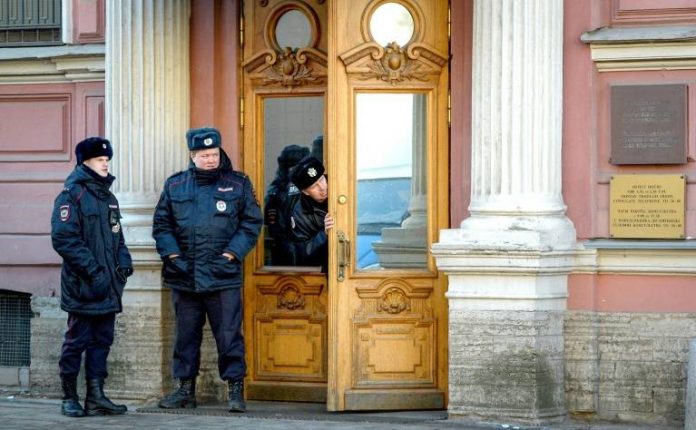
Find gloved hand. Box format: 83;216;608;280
118;266;134;278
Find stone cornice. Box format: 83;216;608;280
0;44;105;83
581;25;696;72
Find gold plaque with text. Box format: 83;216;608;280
610;174;685;239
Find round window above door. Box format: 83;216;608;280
266;2;320;51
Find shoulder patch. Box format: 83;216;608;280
59;205;71;222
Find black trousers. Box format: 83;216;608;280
59;312;115;380
171;288;245;381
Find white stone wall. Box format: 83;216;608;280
565;311;693;427
30;296;231;403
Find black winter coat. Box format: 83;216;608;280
51;165;132;315
290;193;328;271
152;150;263;293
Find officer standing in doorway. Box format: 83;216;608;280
51;137;133;417
153;127;263;413
288;155;334;272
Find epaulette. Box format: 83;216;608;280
64;184;86;202
231;171;249;180
166;170;190;187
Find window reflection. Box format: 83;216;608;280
355;93;427;270
263;97;324;269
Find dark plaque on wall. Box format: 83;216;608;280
610;84;687;165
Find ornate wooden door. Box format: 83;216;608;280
241;0;329;402
241;0;449;410
326;0;450;411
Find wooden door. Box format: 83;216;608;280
241;0;329;403
241;0;449;410
327;0;450;411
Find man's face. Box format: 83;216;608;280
83;156;110;177
191;148;220;170
302;174;328;203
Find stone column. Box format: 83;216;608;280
105;0;190;400
432;0;576;424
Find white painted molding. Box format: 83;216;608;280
0;46;105;83
588;41;696;72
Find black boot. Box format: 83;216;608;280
84;378;127;416
227;379;246;412
158;378;196;409
60;377;85;417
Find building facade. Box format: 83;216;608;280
1;0;695;427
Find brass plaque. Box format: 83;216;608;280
610;84;687;165
610;174;685;239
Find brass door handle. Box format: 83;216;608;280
337;230;350;282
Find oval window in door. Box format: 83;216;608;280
275;9;312;49
369;2;415;47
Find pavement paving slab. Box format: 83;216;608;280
0;393;680;430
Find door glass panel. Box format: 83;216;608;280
263;96;324;269
355;93;427;271
276;9;312;49
369;2;414;47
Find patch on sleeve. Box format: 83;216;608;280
59;205;71;222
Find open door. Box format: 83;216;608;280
241;0;329;403
241;0;449;411
327;0;450;411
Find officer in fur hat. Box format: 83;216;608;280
288;155;334;272
152;127;262;413
51;137;133;417
264;144;310;265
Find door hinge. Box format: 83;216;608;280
240;96;244;129
447;3;451;42
239;5;245;49
447;90;451;129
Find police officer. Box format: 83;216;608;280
264;144;309;265
51;137;133;417
288;155;334;272
153;127;262;413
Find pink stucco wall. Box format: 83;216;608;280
563;0;696;313
0;82;105;296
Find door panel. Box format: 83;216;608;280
242;0;328;403
327;0;449;411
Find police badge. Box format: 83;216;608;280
59;205;70;222
216;200;227;212
307;167;317;178
112;223;121;233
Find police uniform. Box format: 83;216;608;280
288;155;329;271
152;127;263;412
264;144;309;265
51;137;132;417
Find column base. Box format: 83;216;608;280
433;213;576;425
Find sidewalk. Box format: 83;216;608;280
0;393;679;430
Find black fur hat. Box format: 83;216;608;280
290;155;325;190
75;137;113;165
278;145;310;170
186;127;221;151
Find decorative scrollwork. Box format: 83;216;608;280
259;0;269;7
378;287;410;314
361;42;426;84
278;284;305;310
263;47;318;87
